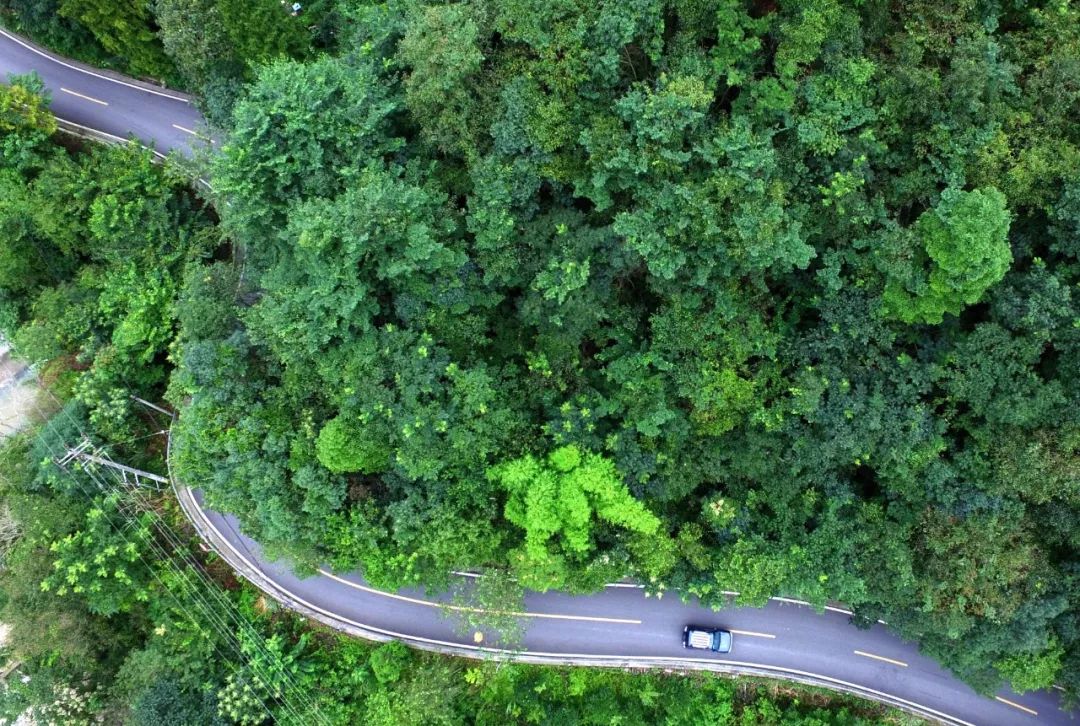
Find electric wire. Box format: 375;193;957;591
22;387;314;726
23;410;282;726
30;403;325;726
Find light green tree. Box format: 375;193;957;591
40;494;152;617
488;445;660;590
882;187;1012;324
995;639;1064;693
316;414;392;475
0;73;56;135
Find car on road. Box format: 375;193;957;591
683;625;733;653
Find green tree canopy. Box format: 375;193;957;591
162;0;1080;698
488;445;660;589
882;187;1013;324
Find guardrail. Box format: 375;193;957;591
53;117;167;159
165;430;965;726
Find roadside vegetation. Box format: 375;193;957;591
0;0;1079;718
1;418;916;725
0;72;908;724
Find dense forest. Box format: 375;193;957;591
0;422;904;724
0;74;903;726
2;0;1080;712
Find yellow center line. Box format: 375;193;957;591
853;650;908;667
995;696;1038;716
730;629;777;639
60;87;108;106
318;568;641;624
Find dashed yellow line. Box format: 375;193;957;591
730;629;776;639
853;650;908;667
318;568;641;624
60;87;107;106
994;696;1038;716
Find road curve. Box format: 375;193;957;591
175;484;1071;726
0;28;208;156
1;29;1075;726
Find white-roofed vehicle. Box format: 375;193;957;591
683;625;733;653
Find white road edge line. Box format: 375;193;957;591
185;491;977;726
0;28;190;103
769;596;854;616
53;116;168;160
319;568;641;624
853;650;908;667
994;696;1038;716
60;87;107;105
464;574;851;613
454;570;648;589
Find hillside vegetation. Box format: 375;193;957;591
0;74;914;724
2;0;1079;705
168;0;1080;696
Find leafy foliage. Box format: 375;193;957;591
6;0;1080;705
0;90;217;442
0;73;56;136
0;416;896;726
57;0;176;79
40;494;153;616
490;445;660;590
165;0;1080;699
882;188;1013;324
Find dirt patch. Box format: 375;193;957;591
0;351;39;439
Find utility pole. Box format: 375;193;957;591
57;438;169;490
56;394;174;496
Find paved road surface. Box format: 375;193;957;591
185;489;1071;726
1;28;1074;726
0;28;207;156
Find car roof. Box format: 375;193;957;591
687;629;714;648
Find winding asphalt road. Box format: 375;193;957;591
0;28;207;156
2;29;1075;725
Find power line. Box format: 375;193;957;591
13;327;331;724
45;431;325;726
24;413;282;725
22;386;319;725
4;85;318;720
65;436;331;726
106;400;334;724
